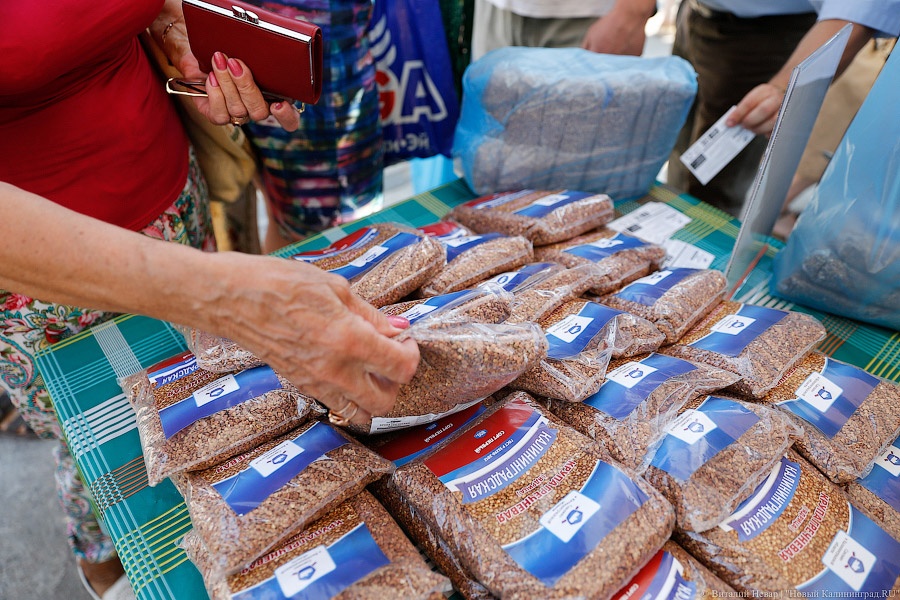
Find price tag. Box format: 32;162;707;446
680;106;755;185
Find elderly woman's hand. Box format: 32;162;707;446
203;252;420;425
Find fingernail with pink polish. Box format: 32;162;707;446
271;102;283;110
208;72;219;87
213;52;227;70
387;315;410;329
227;58;243;77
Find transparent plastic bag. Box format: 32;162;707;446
171;421;393;576
611;541;735;599
772;50;900;331
391;391;675;599
642;396;802;532
291;222;446;308
181;490;449;600
380;282;514;325
347;319;548;435
660;301;826;400
417;221;534;297
124;351;319;486
600;268;728;344
365;402;496;599
546;353;740;471
512;299;665;402
766;352;900;484
534;228;667;295
677;450;900;594
478;261;605;323
845;432;900;542
453;47;696;200
447;189;615;246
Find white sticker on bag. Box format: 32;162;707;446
539;490;601;543
251;440;305;477
795;372;843;413
192;374;240;407
275;545;337;597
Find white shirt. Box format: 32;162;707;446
485;0;615;20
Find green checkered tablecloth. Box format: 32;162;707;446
36;180;900;600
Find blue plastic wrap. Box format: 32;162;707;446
772;47;900;330
452;47;697;200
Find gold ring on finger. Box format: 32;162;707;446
328;399;360;427
230;115;250;126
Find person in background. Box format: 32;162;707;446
471;0;658;60
0;1;417;598
669;0;900;217
242;0;384;253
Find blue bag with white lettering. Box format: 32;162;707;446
368;0;460;166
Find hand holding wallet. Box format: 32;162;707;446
178;0;323;105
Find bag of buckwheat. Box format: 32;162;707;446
182;490;449;600
611;540;735;600
171;420;393;576
845;432;900;542
546;353;740;471
660;301;827;400
447;189;615;246
127;351;318;487
392;391;675;599
416;221;534;297
642;395;801;532
184;224;446;373
765;352;900;485
292;222;446;307
511;299;665;402
600;268;727;343
677;450;900;594
478;261;604;323
381;283;514;326
366;401;497;599
533;227;666;295
347;318;547;435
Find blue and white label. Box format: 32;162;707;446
235;523;391;600
251;440;305;478
778;359;878;439
514;191;594;219
667;410;718;445
502;460;648;587
441;233;502;262
689;304;787;357
719;457;801;542
329;232;419;281
859;441;900;513
796;505;900;594
158;365;282;439
562;233;647;262
545;303;620;360
585;354;696;420
614;269;699;307
650;396;760;482
212;423;347;516
192;374;240;407
275;545;336;597
397;290;471;324
539;490;602;543
484;262;556;292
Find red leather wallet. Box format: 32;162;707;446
182;0;323;105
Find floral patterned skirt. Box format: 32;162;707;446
0;151;214;562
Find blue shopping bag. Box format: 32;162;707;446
368;0;460;165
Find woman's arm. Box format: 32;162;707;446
0;182;418;424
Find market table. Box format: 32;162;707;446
36;180;900;600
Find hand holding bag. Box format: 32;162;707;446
181;0;323;105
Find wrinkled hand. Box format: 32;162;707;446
206;253;420;424
727;83;785;136
178;50;300;131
